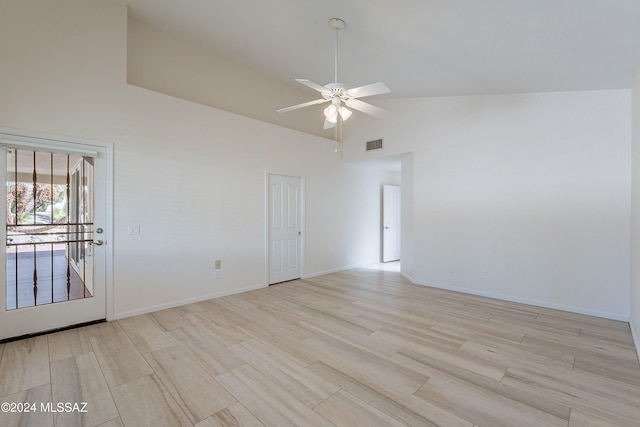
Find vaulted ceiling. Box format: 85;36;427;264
119;0;640;136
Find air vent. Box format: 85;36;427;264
366;138;383;151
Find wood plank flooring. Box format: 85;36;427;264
1;268;639;426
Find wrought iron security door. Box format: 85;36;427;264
5;148;95;310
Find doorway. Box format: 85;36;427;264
268;174;303;284
382;184;401;262
0;132;111;340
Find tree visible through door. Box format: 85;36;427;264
5;149;94;309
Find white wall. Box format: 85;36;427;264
401;153;415;278
127;17;334;140
346;90;632;320
631;73;640;354
0;0;386;318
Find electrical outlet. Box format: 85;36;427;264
481;268;488;279
215;270;221;279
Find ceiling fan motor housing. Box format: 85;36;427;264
324;83;351;104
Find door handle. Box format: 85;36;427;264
94;240;104;246
384;226;391;229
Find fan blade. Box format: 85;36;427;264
323;120;336;130
296;79;330;95
277;98;329;113
346;82;390;99
345;99;386;117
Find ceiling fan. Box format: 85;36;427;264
277;18;390;131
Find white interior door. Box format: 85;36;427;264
382;185;401;262
269;174;302;284
0;134;109;340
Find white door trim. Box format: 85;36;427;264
265;172;304;285
0;127;114;326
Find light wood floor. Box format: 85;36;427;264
1;268;639;426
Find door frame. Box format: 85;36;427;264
265;172;305;285
0;127;114;331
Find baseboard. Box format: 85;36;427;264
114;263;373;319
400;271;414;283
113;282;267;320
303;263;371;279
113;270;633;337
631;321;640;363
409;278;629;322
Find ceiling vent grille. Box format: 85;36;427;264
366;138;383;151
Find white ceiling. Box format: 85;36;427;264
119;0;640;99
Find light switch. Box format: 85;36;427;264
128;225;140;235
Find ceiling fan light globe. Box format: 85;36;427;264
324;104;338;123
339;106;352;121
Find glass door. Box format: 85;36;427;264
0;138;107;340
